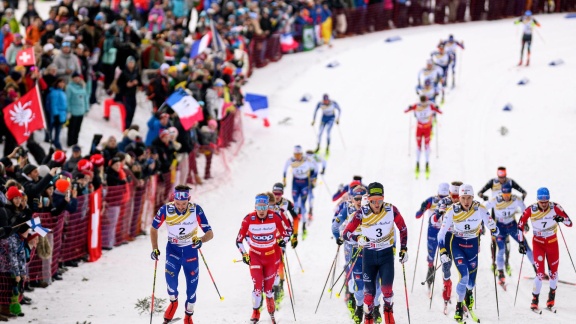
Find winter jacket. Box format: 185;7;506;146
0;233;26;276
5;42;23;65
172;0;189;18
48;87;67;124
117;67;142;98
63;155;82;172
52;191;78;213
53;52;81;82
17;173;54;211
66;81;89;116
145;114;169;146
0;17;19;33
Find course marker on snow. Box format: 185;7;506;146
326;61;340;68
549;59;564;66
300;94;312;102
385;36;402;42
565;13;576;18
503;104;513;111
517;78;529;85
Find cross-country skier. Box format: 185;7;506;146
283;145;318;239
485;182;535;289
434;181;462;313
437;184;498;323
517;187;572;313
150;185;214;324
430;44;452;87
343;182;408;324
415;183;449;293
515;10;540;66
416;79;444;105
333;175;365;202
311;94;341;156
439;34;464;88
404;95;442;179
236;193;290;324
417;59;444;88
305;149;327;222
478;166;527;275
271;183;300;248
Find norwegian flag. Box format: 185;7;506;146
16;47;36;66
2;86;46;145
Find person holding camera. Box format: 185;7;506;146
17;164;59;213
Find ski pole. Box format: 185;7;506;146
402;263;411;324
284;249;296;304
408;116;412;157
329;247;361;292
491;241;500;318
411;215;425;292
474;286;477;309
293;249;305;273
282;254;297;321
336;124;346;150
321;175;332;196
330;247;338;299
514;252;525;306
150;259;158;324
315;245;340;313
558;226;576;275
420;262;443;285
336;250;360;297
429;248;440;309
198;249;224;300
535;28;546;44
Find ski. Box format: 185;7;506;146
415;166;420;179
531;308;542;315
499;282;508;291
464;307;480;323
165;318;182;324
523;277;576;286
425;167;430;180
545;306;557;313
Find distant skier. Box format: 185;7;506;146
305;149;326;221
311;94;341;156
439;34;464;87
404;95;442;178
343;182;408;324
236;193;290;324
417;59;444;88
430;44;452;87
416;79;444;105
282;145;318;239
515;10;540;66
485;182;535;289
438;184;498;323
518;187;572;313
150;185;214;324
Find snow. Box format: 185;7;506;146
9;2;576;323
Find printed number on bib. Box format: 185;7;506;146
376;228;383;238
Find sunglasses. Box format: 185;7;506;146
450;194;459;200
174;191;190;200
368;197;383;204
353;197;362;201
255;205;268;211
273;192;283;196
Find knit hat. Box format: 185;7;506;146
90;154;105;167
459;184;474;197
438;183;450;197
72;145;81;152
52;150;66;163
213;78;225;87
367;182;384;197
43;43;54;53
127;129;140;141
272;183;284;193
110;156;122;166
6;186;22;201
22;164;38;175
77;159;92;172
126;56;135;65
71;71;81;78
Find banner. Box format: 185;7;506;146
302;25;315;51
88;188;102;262
2;86;45;145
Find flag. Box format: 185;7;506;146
2;86;45;145
210;19;225;54
26;217;50;237
244;93;270;127
280;33;299;53
16;47;36;66
189;32;212;58
166;88;204;130
88;188;102;262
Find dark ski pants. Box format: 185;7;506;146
363;247;394;313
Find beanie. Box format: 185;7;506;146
6;186;23;200
367;182;384;197
52;150;66;164
77;159;92;172
272;183;284;193
22;164;38;175
90;154;105;167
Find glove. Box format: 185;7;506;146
554;216;565;223
150;249;160;261
490;227;499;237
336;119;340;125
518;242;527;255
415;211;423;219
290;234;298;248
336;237;344;246
355;235;369;245
311;121;315;126
278;238;287;248
440;251;451;264
523;223;530;232
522;192;527;201
242;253;250;265
438;204;447;215
481;195;489;201
399;247;408;264
321;168;325;175
192;237;202;249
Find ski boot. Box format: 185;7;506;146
454;302;464;322
518;59;523;66
353;305;363;323
464;289;474;309
442;278;452;302
325;146;330;158
302;222;308;240
426;265;434;290
373;305;382;323
347;299;356;318
383;304;394;324
163;300;178;324
415;162;420;179
546;288;556;308
184;311;193;324
363;312;374;324
531;293;539;310
314;144;320;153
425;162;430;179
308;207;314;224
250;308;260;323
498;270;506;286
505;263;512;276
266;297;276;323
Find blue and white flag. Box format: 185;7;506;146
26;217;50;237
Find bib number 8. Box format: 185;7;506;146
464;224;471;230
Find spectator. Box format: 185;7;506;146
5;33;23;66
102;156;126;249
20;2;40;29
0;8;19;34
198;119;219;180
101;27;118;90
145;112;171;146
151;129;176;173
53;41;81;83
17;164;58;213
48;78;67;150
117;56;142;130
63;146;82;172
66;72;89;147
102;136;120;167
205;78;225;120
25;17;43;44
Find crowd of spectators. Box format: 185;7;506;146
0;0;574;320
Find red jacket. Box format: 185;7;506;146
236;210;288;255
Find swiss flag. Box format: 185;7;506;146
16;47;36;66
2;86;45;145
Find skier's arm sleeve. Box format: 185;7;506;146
517;208;532;241
554;204;572;227
437;211;453;251
511;179;527;195
236;216;249;254
480;205;497;232
196;205;212;233
334;101;341;119
342;211;361;241
274;214;289;240
280;211;293;235
393;206;408;248
312;103;320;121
332;208;347;239
478;180;493;196
431;104;442;114
287;200;298;219
283;158;291;179
484;199;495;211
416;198;432;219
151;205;166;229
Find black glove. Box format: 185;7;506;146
518;242;527;255
524;223;530;232
278;239;287;248
290;234;298;249
192;238;202;249
481;195;489;201
242;253;250;265
522;192;527;201
150;249;160;261
336;237;344;246
554;216;564;223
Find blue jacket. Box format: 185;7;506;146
48;87;67;124
66;81;89;116
145;115;169;146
